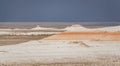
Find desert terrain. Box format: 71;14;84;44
0;24;120;66
44;31;120;40
0;25;64;46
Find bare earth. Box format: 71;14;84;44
44;31;120;41
0;40;120;66
0;35;52;46
0;25;120;66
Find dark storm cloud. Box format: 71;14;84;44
0;0;120;22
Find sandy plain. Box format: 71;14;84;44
0;25;120;66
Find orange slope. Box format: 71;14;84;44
44;31;120;41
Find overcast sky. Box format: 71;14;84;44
0;0;120;22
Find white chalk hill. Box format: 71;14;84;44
64;24;89;31
64;24;120;32
31;25;57;30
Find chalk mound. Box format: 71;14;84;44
31;25;56;30
64;24;88;31
44;25;120;40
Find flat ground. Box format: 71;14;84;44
0;29;64;46
0;30;120;66
0;40;120;66
0;35;52;46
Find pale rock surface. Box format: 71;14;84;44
0;40;120;63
